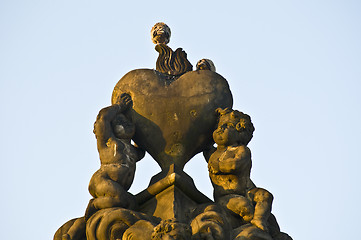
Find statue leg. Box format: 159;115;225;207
248;188;273;232
85;193;136;220
218;194;255;223
61;217;86;240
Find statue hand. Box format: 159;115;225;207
114;93;133;110
119;93;133;109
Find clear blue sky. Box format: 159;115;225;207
1;1;360;239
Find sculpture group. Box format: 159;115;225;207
54;23;292;240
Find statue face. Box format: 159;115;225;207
196;59;216;72
151;22;171;44
213;122;240;146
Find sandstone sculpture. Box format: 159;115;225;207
54;22;292;240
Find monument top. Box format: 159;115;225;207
54;23;292;240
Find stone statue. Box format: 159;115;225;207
54;22;292;240
151;22;171;45
196;58;216;72
151;219;192;240
151;22;193;76
205;108;272;228
55;94;145;240
85;93;145;219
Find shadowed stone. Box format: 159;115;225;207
112;69;233;170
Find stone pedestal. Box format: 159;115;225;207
136;164;211;222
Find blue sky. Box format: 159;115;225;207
1;1;360;239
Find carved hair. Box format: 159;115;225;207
151;22;171;45
151;219;191;240
196;59;216;72
216;108;255;145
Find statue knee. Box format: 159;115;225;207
249;188;274;203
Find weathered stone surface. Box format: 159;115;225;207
86;208;156;240
54;217;86;240
54;23;292;240
112;69;233;170
136;164;212;222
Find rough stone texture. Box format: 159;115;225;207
111;69;233;170
54;23;292;240
136;164;212;222
151;22;171;45
155;43;193;76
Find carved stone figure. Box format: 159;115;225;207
86;208;156;240
151;219;192;240
151;22;171;45
205;108;291;239
85;93;145;219
196;59;216;72
54;23;292;240
55;95;145;240
150;22;193;76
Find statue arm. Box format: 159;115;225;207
95;93;133;149
133;142;146;161
203;145;216;163
94;105;122;149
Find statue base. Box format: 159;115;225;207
135;164;212;222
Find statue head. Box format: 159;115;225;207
196;59;216;72
151;22;171;45
111;113;136;140
151;219;192;240
213;108;255;146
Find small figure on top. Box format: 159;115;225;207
196;58;216;72
151;22;192;76
151;22;171;45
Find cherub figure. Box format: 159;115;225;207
204;108;273;232
61;94;145;240
85;93;145;219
